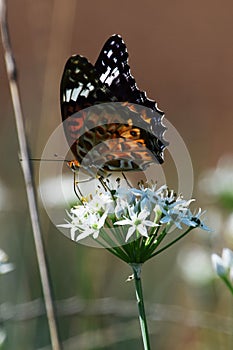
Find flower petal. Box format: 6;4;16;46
222;248;233;268
211;254;227;277
137;224;149;238
125;226;136;242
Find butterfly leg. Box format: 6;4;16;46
73;171;83;200
97;175;109;192
122;172;132;188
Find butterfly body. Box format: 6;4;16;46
60;35;167;174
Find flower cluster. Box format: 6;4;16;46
58;181;210;262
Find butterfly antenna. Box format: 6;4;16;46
19;153;70;162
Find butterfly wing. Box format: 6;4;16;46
60;55;116;121
95;34;152;106
95;35;141;103
60;55;117;159
60;35;168;171
95;34;167;149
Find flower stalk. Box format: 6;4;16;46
131;263;151;350
221;275;233;296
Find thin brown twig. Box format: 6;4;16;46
0;1;61;349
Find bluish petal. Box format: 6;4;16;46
211;254;227;277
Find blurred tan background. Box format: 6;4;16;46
0;1;233;349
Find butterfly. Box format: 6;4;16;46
60;34;168;176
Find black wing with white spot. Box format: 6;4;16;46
60;55;116;121
94;35;167;145
95;35;163;112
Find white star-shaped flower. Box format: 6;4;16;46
114;206;157;242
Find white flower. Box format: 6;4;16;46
0;249;14;275
58;205;108;241
132;184;168;211
189;208;211;231
211;248;233;278
0;263;14;275
88;192;114;213
114;206;157;242
57;221;79;241
115;187;135;204
157;187;179;208
0;327;6;346
0;249;8;263
58;182;210;246
159;200;192;229
159;202;211;232
58;207;89;240
131;183;157;209
75;211;108;241
114;197;128;219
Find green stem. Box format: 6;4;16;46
222;276;233;296
131;264;151;350
148;227;194;260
